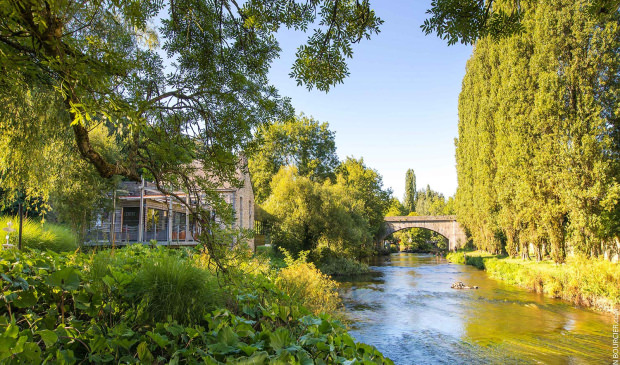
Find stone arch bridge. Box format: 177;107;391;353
381;215;467;251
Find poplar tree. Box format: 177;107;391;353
456;0;619;261
404;169;417;213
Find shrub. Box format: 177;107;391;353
254;244;287;268
276;250;341;315
484;255;620;311
310;247;370;276
446;251;466;265
130;251;224;325
316;256;370;276
0;215;77;252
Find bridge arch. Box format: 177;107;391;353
381;215;466;251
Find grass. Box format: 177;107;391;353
447;249;620;312
446;250;499;269
130;251;225;325
0;215;77;252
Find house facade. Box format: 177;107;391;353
85;164;255;249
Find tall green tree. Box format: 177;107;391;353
335;157;392;240
404;169;417;213
249;115;339;203
262;164;383;259
456;0;619;261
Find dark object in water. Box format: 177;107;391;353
451;281;479;289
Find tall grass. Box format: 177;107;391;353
0;215;77;252
485;255;620;311
448;249;620;312
130;251;224;325
446;250;496;269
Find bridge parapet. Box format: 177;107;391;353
382;215;466;251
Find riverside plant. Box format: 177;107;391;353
0;216;77;252
447;250;620;312
0;245;393;364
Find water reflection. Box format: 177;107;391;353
338;253;614;364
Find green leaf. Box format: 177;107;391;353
146;331;170;348
137;342;153;362
2;323;19;339
13;290;37;308
165;323;185;337
318;319;332;334
296;350;314;365
217;326;239;346
238;344;258;356
229;351;269;364
37;329;58;348
269;328;291;351
299;316;321;326
47;267;80;291
21;342;42;363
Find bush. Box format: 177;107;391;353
309;247;370;276
483;255;620;312
446;251;466;265
0;215;77;252
316;255;370;276
130;251;224;325
254;244;286;268
276;251;342;315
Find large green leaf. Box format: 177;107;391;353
37;330;58;348
13;290;37;308
269;328;291;352
47;267;80;291
217;326;239;346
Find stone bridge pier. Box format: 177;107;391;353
381;215;467;251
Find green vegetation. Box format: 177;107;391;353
447;250;620;311
446;250;497;270
455;0;620;262
0;246;393;364
310;248;371;277
251;118;392;273
0;216;77;252
249;115;340;204
404;169;417;213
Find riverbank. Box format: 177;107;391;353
256;245;371;276
446;251;620;313
0;246;392;363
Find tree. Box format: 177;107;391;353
262;166;372;259
385;198;407;217
415;185;455;216
455;0;619;261
421;0;619;45
335;157;392;240
249;115;339;203
262;157;392;259
404;169;417;213
0;0;383;264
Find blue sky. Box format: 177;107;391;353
267;0;472;200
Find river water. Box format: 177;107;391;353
337;253;615;364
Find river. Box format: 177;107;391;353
337;253;615;364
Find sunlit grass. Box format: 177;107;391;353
0;215;77;252
447;248;620;311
